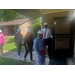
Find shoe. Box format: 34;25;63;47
31;60;35;62
18;55;21;58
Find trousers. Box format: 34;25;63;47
35;51;45;65
0;44;4;54
24;45;33;61
43;38;52;59
16;42;22;55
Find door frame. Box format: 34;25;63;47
52;17;74;58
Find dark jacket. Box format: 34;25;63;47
24;32;33;48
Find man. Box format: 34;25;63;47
14;28;23;58
33;30;45;65
42;22;52;59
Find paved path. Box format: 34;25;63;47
1;50;74;65
0;50;50;65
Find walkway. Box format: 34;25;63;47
0;50;50;65
0;50;74;65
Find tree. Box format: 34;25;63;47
31;23;41;39
0;9;25;22
34;17;42;22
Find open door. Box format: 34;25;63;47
53;17;73;58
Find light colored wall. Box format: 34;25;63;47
19;20;32;35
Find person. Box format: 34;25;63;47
14;28;23;58
33;30;45;65
42;22;52;59
24;27;35;62
0;30;5;55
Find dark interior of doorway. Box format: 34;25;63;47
49;58;67;65
49;17;74;65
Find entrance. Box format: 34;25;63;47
52;17;73;58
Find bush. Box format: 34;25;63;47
31;23;41;39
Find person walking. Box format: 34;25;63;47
24;28;35;62
33;30;45;65
14;28;23;58
0;30;5;55
42;22;52;59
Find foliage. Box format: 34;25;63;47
3;36;25;52
0;9;25;22
0;56;33;65
34;17;42;22
31;23;41;39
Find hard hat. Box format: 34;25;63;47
28;28;32;32
17;28;21;32
38;30;44;35
0;30;2;32
44;22;48;25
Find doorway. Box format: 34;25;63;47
52;17;73;58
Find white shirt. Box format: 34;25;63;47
42;28;52;39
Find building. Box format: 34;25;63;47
6;9;75;64
0;18;33;36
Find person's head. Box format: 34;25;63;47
38;30;44;39
17;28;21;33
28;26;31;29
44;22;48;28
28;28;32;32
0;30;2;35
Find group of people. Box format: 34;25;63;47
14;22;52;65
0;22;52;65
34;22;52;65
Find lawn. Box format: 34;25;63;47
3;36;25;52
0;56;34;65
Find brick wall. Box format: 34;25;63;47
42;10;72;34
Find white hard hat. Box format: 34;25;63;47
28;28;32;32
0;30;2;32
44;22;48;25
17;28;21;32
38;30;44;35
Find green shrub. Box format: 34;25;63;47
31;23;41;39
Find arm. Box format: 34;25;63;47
25;43;29;50
33;39;38;52
14;35;16;46
49;29;52;38
24;33;29;50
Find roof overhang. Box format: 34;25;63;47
10;9;42;19
10;9;74;19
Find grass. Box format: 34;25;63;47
3;36;25;52
0;56;34;65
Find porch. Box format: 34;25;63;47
10;9;75;65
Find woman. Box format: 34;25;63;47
24;28;35;62
0;30;5;55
